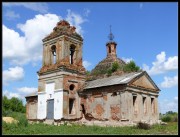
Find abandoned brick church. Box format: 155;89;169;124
25;20;160;125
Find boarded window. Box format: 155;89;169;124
69;98;75;115
143;97;147;114
133;96;138;114
151;98;155;114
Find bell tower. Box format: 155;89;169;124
37;20;86;121
106;25;117;58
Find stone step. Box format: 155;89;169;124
44;119;54;125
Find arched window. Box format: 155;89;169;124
70;45;75;64
51;45;56;64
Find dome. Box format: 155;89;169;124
91;55;126;75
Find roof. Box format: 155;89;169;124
25;92;37;98
84;71;143;89
42;20;83;42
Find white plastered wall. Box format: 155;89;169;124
37;92;47;119
54;89;63;120
45;82;55;99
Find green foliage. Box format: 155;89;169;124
2;95;26;115
85;70;91;76
123;61;140;72
107;69;112;76
2;121;178;135
160;111;178;122
161;116;172;122
111;61;120;72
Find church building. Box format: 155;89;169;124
25;20;160;125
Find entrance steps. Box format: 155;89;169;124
44;119;54;125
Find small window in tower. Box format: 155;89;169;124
70;45;75;64
109;46;111;53
51;45;56;64
69;84;75;91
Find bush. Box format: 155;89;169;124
123;61;140;72
107;69;112;76
172;116;178;122
111;62;119;72
137;122;151;130
161;115;172;122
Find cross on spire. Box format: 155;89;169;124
108;25;114;41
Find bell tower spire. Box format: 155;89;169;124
106;25;117;58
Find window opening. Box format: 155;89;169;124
69;98;75;114
69;84;75;91
133;96;138;114
143;97;147;114
81;104;86;115
51;45;56;64
109;46;111;53
151;98;155;114
70;45;75;64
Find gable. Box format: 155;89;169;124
129;73;159;91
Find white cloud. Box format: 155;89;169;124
160;75;178;88
3;87;38;104
3;90;24;100
3;14;61;65
122;57;133;63
3;66;24;85
143;51;178;75
17;87;37;94
5;10;20;20
3;11;87;66
83;60;92;69
84;8;91;17
159;97;178;114
3;2;48;13
66;9;87;35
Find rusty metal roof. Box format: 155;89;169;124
84;71;143;89
25;92;37;98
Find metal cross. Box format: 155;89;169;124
108;25;114;41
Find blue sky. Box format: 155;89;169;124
2;2;178;114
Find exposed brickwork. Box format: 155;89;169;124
95;104;104;117
110;104;121;120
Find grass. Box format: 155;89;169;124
3;121;178;135
2;112;178;135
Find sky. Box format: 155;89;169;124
2;2;178;114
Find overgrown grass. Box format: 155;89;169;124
3;121;178;135
3;112;178;135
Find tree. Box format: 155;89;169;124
123;61;140;72
2;95;11;110
2;95;26;113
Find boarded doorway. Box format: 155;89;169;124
47;99;54;119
